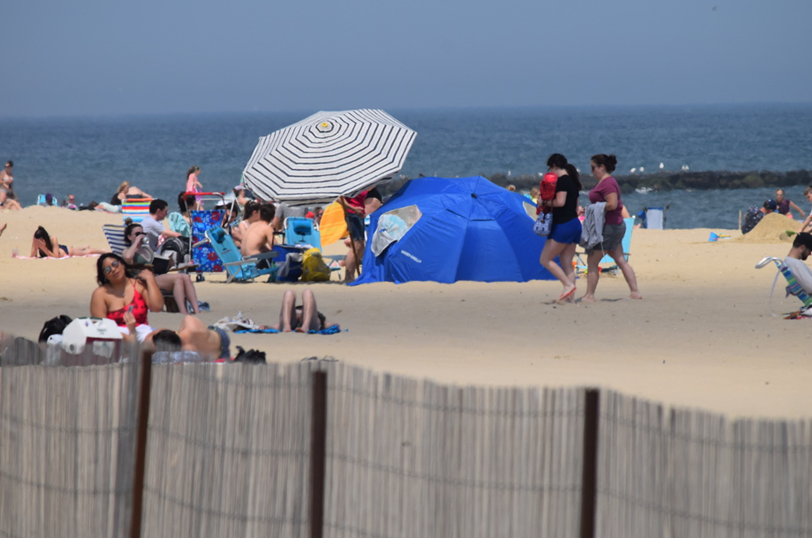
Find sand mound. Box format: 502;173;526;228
735;212;798;243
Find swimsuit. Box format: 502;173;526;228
208;326;231;359
294;307;326;331
106;281;149;326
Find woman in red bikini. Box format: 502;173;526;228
90;253;164;341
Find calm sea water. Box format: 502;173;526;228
1;104;810;229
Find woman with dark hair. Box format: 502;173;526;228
230;200;260;248
90;253;164;341
583;154;641;301
538;153;583;302
30;226;106;258
122;221;200;314
167;192;196;237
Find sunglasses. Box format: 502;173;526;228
103;259;121;275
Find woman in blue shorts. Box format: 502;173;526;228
538;154;582;302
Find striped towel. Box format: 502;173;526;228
121;198;151;223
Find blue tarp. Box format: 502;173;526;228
350;176;556;285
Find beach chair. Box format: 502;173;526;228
576;217;635;275
121;198;151;223
284;217;322;251
36;194;58;206
102;224;183;312
755;257;812;315
205;227;279;283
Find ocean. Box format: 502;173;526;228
1;103;811;229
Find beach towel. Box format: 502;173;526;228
319;201;348;246
580;202;606;250
14;254;101;260
234;324;343;335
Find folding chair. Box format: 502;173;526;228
284;217;322;250
206;227;279;283
121;198;151;223
36;194;59;206
576;217;635;275
755;257;812;315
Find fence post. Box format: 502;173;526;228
129;350;153;538
310;370;328;538
579;388;600;538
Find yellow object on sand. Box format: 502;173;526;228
319;202;348;246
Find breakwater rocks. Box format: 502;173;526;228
486;170;812;194
380;170;812;197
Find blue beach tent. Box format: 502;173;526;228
350;176;556;285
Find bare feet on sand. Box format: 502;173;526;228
0;223;6;237
629;292;643;300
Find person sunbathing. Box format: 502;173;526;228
122;222;200;314
144;315;231;360
90;253;164;342
30;226;107;258
264;289;332;333
240;203;276;264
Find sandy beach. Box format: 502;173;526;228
1;206;810;419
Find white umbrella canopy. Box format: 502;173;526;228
242;109;417;205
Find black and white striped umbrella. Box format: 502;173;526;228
242;109;417;205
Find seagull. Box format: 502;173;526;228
507;170;511;177
681;164;690;171
630;168;636;174
659;162;664;170
639;166;645;173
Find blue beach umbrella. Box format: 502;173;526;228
350;176;555;285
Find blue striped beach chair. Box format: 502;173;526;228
755;256;812;316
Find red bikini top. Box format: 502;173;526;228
106;281;149;326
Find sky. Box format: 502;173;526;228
2;0;810;117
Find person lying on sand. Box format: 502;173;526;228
31;225;107;258
261;289;333;333
140;315;231;360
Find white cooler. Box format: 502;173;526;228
62;317;123;359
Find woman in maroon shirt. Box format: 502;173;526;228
583;154;642;301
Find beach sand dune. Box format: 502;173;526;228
1;207;810;419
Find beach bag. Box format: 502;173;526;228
233;346;266;364
301;248;331;282
534;212;553;237
38;315;73;343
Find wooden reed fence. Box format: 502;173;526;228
0;337;810;538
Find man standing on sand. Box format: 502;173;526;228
240;203;276;265
783;233;812;294
141;199;183;251
741;199;776;235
